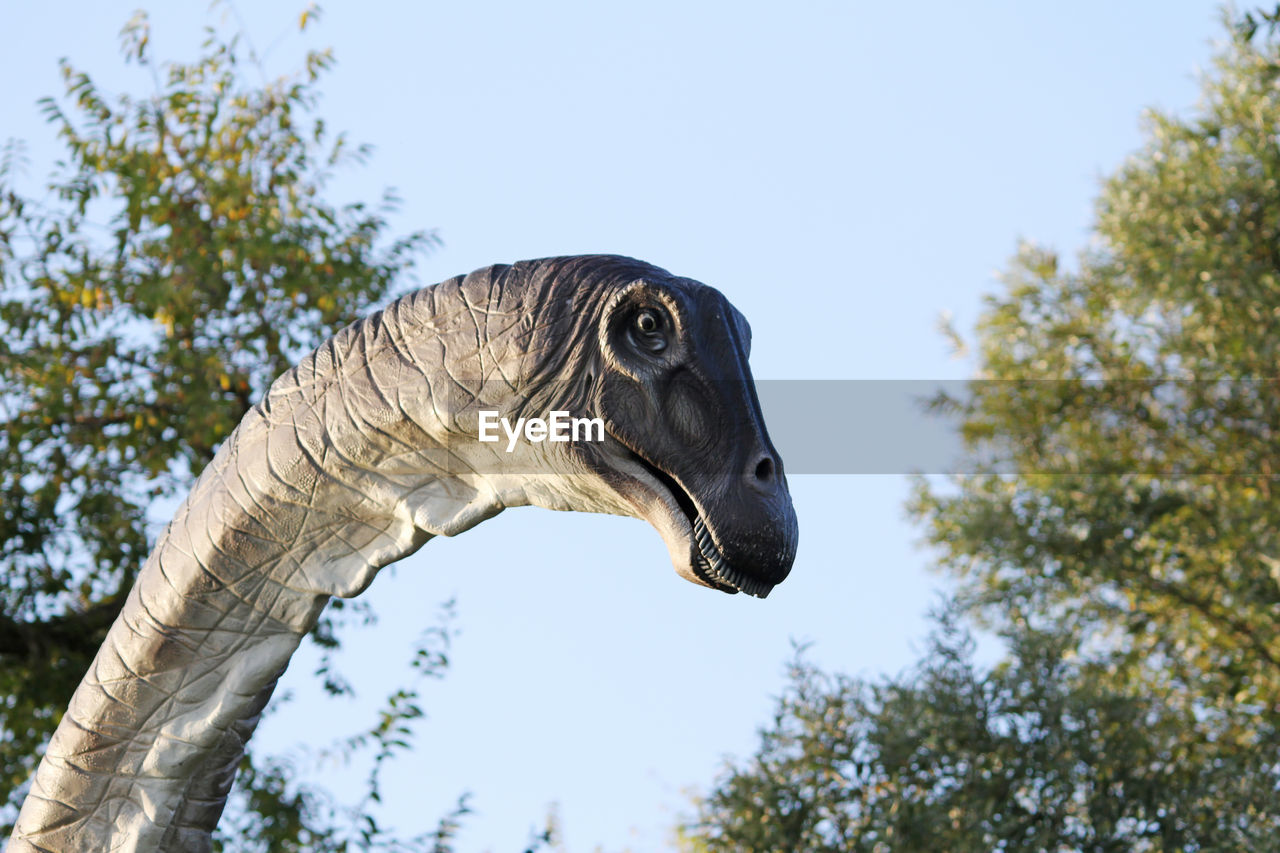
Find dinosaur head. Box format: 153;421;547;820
589;270;796;597
406;256;797;597
498;256;797;598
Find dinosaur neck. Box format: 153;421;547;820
9;279;523;852
11;407;423;851
8;256;629;852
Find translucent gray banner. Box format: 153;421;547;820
757;380;966;475
427;379;1275;476
757;379;1276;475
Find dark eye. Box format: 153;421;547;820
631;308;667;353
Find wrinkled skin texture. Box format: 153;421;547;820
8;255;797;852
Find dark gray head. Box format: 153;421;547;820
496;255;798;598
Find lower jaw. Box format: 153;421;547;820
692;517;773;599
624;451;775;598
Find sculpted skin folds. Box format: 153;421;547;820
9;255;797;852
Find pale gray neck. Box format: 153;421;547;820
8;271;536;852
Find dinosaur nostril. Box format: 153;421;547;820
754;457;774;483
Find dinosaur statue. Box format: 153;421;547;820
8;254;798;852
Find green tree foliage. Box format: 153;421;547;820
683;613;1279;852
911;9;1280;714
685;10;1280;850
0;9;448;846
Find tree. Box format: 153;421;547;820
682;611;1280;852
0;8;452;847
684;9;1280;850
910;6;1280;716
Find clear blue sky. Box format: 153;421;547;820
1;2;1223;850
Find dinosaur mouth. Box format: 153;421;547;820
628;452;773;599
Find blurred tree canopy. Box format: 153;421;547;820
913;5;1280;715
684;9;1280;850
0;8;465;849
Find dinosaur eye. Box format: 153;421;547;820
630;308;667;353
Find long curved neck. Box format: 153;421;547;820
7;270;537;852
7;255;647;852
